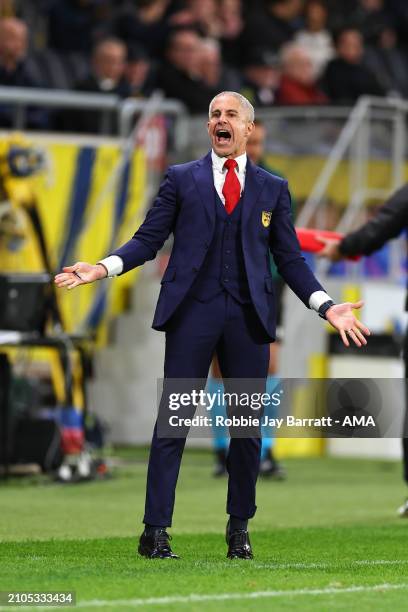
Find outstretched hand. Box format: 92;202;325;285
54;262;107;290
325;300;370;347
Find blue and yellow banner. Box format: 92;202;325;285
0;135;147;339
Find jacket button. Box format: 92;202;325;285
192;267;198;272
204;243;209;249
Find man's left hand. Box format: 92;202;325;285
325;301;370;347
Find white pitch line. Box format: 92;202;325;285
253;559;408;570
2;583;407;610
48;583;408;608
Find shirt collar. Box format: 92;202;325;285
211;149;247;174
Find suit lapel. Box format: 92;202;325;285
241;159;266;228
190;153;265;231
191;151;216;234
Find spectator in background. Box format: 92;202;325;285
62;38;130;133
321;27;385;104
219;0;244;67
241;48;281;107
295;0;334;77
198;38;240;92
157;28;216;114
125;44;155;99
46;0;112;54
170;0;222;39
364;25;408;97
276;43;328;105
0;17;48;128
115;0;174;60
75;38;130;97
0;17;39;87
241;0;304;59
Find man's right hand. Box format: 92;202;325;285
54;262;107;290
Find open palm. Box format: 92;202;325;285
325;300;370;347
54;262;106;290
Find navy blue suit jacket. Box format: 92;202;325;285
112;151;325;338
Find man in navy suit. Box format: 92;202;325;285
55;91;370;559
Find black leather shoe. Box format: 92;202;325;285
138;528;179;559
226;521;253;559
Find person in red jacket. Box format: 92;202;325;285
276;42;328;105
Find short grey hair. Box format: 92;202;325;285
280;42;310;68
209;91;255;122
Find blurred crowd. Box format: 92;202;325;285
0;0;408;130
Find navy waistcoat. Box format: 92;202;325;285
189;189;251;304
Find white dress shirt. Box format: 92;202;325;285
98;150;332;312
211;149;247;205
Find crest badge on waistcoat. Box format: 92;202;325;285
262;210;272;228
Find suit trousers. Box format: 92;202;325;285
143;291;270;527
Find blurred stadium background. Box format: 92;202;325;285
1;0;408;609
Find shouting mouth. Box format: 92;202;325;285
215;128;232;145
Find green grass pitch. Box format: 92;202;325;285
1;450;408;611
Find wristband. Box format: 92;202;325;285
318;299;335;319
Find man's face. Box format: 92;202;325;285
284;48;315;85
199;45;221;87
207;94;254;158
306;1;327;30
337;31;363;64
167;31;201;75
246;124;266;164
93;43;126;82
0;21;27;62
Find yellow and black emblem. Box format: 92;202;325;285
262;210;272;227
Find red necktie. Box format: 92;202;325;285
222;158;241;214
